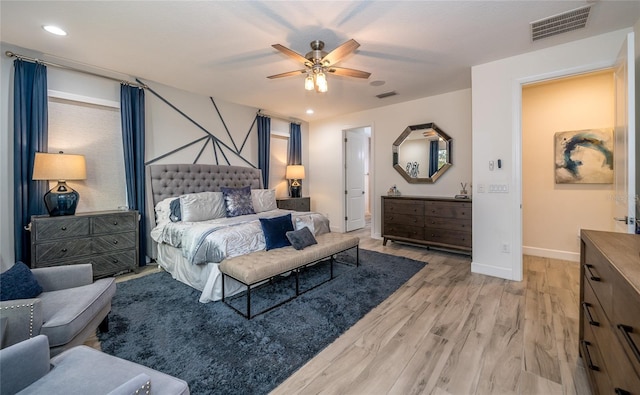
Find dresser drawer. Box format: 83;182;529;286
383;199;424;216
383;223;424;240
92;250;136;279
35;238;92;263
425;201;471;219
33;217;90;241
383;213;424;227
424;217;470;232
613;279;640;378
93;232;137;253
424;228;471;248
582;245;616;320
581;326;614;394
92;213;137;234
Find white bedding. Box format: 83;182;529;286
151;209;331;302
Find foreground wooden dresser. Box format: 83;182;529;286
579;230;640;394
381;196;471;254
31;210;139;279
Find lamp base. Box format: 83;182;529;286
290;185;301;198
44;181;79;216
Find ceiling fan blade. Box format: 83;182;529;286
272;44;310;65
327;66;371;79
322;39;360;66
267;69;307;79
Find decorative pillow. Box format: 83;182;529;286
154;197;178;224
286;226;318;250
180;191;226;222
169;198;182;222
0;262;43;301
259;214;294;250
251;189;277;213
221;186;255;217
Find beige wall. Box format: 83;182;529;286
522;71;615;260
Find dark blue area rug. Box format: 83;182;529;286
98;248;426;395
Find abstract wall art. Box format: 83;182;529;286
554;128;614;184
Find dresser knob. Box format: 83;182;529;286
112;259;119;263
113;221;118;225
61;226;67;231
61;248;68;252
113;240;118;244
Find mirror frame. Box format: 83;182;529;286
392;122;452;184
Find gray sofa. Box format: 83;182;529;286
1;335;190;394
0;264;116;356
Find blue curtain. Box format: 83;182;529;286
428;140;439;177
288;123;302;165
13;60;48;265
121;84;146;266
257;115;270;188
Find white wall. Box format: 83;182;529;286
0;43;308;270
471;28;633;281
308;89;472;234
522;71;615;261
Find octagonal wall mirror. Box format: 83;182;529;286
392;122;452;183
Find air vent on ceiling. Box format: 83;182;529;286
376;91;397;99
531;5;591;42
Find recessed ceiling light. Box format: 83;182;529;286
43;25;67;36
306;109;314;115
370;80;386;87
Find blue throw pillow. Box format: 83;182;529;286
260;214;294;250
169;198;182;222
0;262;43;301
221;186;256;217
286;226;318;250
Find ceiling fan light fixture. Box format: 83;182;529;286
316;72;328;92
304;74;314;91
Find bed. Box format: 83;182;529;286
144;164;330;303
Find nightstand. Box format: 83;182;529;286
30;210;139;279
276;197;310;212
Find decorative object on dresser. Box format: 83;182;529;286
382;196;471;254
30;210;139;279
579;230;640;394
32;152;87;216
276;197;310;212
285;165;305;198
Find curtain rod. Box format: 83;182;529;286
5;50;147;89
257;109;302;125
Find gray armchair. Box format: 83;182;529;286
1;335;190;394
0;264;116;356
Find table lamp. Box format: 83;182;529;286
285;165;305;198
32;152;87;216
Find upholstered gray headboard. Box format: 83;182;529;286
145;164;263;259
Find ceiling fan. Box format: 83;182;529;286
267;39;371;93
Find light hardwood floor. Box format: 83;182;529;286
271;224;591;395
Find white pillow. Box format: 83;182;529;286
251;189;277;213
180;191;226;222
154;197;178;225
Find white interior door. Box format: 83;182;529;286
345;130;366;231
613;32;636;233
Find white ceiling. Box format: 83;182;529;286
1;1;639;122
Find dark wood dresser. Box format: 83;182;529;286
30;210;139;279
381;196;471;254
579;230;640;394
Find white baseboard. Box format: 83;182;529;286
471;261;514;280
522;246;579;262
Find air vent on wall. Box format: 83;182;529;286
531;5;590;41
376;91;397;99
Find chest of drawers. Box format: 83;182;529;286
381;196;471;254
579;230;640;395
30;210;139;279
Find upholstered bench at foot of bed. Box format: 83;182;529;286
220;232;359;318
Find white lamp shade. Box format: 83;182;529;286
32;152;87;181
285;165;305;180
